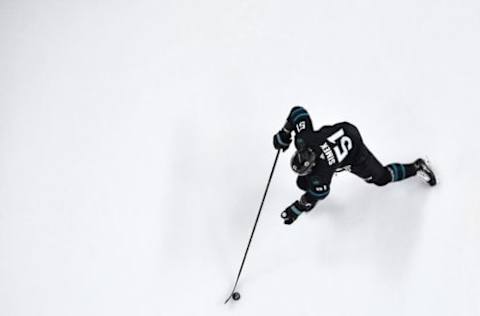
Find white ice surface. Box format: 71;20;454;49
1;1;479;315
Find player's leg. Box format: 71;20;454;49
350;149;392;186
350;146;427;186
384;162;418;184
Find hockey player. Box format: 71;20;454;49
273;106;437;225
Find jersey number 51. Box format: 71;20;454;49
327;129;353;163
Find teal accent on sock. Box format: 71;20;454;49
390;165;397;181
395;164;401;181
393;164;400;181
400;165;406;179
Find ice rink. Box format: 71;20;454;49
1;1;479;315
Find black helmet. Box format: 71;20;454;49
291;148;316;176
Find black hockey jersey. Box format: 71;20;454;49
283;107;364;205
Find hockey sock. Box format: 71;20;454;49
386;163;417;182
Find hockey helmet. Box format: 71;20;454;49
291;148;316;176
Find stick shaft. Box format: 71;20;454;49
226;150;281;302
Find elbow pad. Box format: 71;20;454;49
305;177;330;202
287;106;313;133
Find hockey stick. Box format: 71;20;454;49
224;149;281;304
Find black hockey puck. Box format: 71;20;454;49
232;292;241;301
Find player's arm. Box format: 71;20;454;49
286;106;313;135
273;106;313;151
281;176;331;225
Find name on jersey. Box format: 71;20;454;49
320;142;336;165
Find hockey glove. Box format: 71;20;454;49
281;201;308;225
273;130;292;151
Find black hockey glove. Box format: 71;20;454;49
273;130;292;151
281;201;308;225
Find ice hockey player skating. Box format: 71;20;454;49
273;106;437;225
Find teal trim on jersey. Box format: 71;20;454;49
291;107;306;117
290;205;302;215
276;134;289;146
292;113;309;123
308;189;330;199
